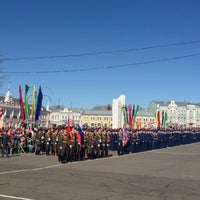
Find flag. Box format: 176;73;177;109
78;125;83;147
35;86;43;121
161;110;164;126
134;105;139;118
19;85;25;120
122;105;128;126
132;104;135;126
132;105;139;128
164;111;168;127
31;85;37;119
128;105;132;126
24;84;30;119
66;117;71;136
157;110;160;128
125;105;128;125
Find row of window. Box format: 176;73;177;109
50;115;80;121
83;116;111;121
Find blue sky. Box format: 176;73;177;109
0;0;200;109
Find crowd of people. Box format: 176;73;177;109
1;124;200;163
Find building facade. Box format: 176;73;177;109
49;106;81;127
81;110;112;128
148;100;200;128
0;90;49;128
135;110;155;129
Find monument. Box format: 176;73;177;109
112;94;126;129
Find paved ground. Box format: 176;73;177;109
0;143;200;200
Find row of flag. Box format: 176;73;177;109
19;84;43;121
121;104;139;147
122;104;139;128
155;110;168;128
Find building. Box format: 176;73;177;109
148;100;200;128
0;89;49;128
81;109;112;128
49;106;81;127
135;110;155;129
0;90;22;128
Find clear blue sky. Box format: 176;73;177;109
0;0;200;109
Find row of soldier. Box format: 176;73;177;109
34;126;110;163
1;126;200;161
111;128;200;155
0;126;111;163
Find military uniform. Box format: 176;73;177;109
58;130;69;163
68;129;77;162
51;130;59;156
45;130;52;155
35;130;42;155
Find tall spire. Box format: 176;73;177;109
4;82;13;104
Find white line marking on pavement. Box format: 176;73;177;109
33;164;62;171
0;164;62;175
0;169;33;175
0;194;35;200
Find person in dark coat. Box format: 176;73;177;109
2;129;11;157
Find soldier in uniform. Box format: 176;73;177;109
45;129;52;155
87;131;93;159
68;127;77;162
117;128;123;155
51;128;59;156
57;128;69;163
104;130;110;157
83;129;89;159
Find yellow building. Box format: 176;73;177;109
81;110;112;128
134;110;155;129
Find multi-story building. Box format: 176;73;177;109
148;100;200;128
81;109;112;128
135;110;155;129
49;106;81;127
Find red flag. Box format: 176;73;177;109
19;85;25;120
66;117;71;136
157;111;160;128
128;105;132;126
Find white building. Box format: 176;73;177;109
49;106;81;126
148;100;200;128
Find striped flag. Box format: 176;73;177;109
24;84;30;119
